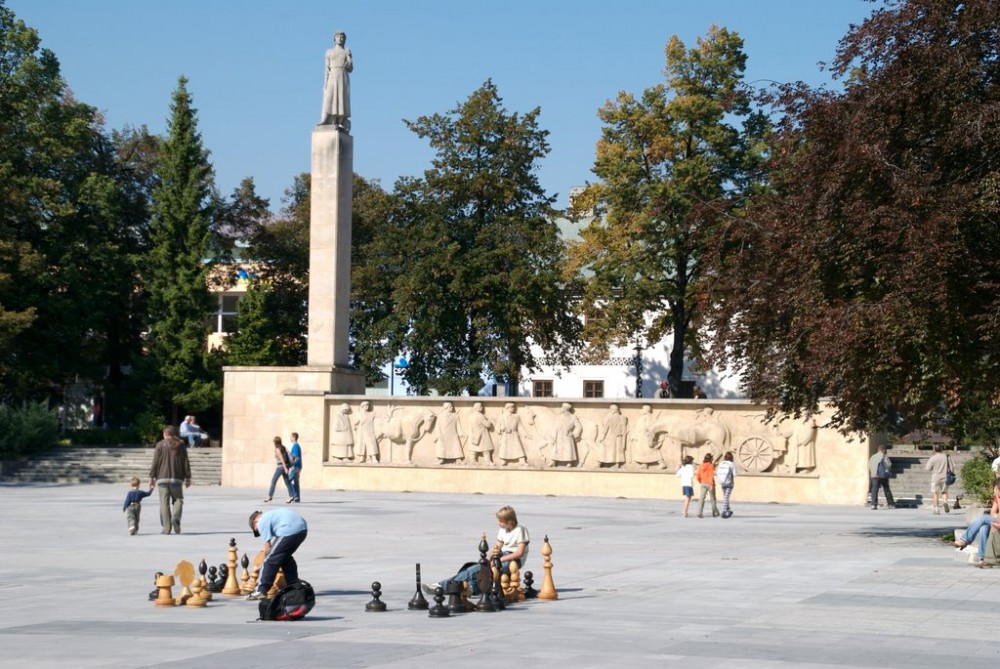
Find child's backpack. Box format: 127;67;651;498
258;580;315;621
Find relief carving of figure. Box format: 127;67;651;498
598;404;628;468
435;401;465;463
330;403;354;461
631;404;665;468
497;402;529;467
467;402;495;465
320;31;352;130
551;403;582;467
354;400;379;464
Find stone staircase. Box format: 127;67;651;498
0;446;221;485
878;452;970;508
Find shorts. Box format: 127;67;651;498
682;486;694;497
931;480;948;494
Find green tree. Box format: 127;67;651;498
223;281;278;366
569;26;766;397
701;0;1000;433
358;81;579;395
143;76;217;421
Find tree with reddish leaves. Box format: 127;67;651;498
701;0;1000;435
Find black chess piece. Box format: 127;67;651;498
408;563;429;610
475;534;496;612
489;553;506;611
446;581;466;615
428;586;450;617
148;571;163;601
523;570;538;599
216;563;229;594
198;559;208;583
365;581;387;612
205;565;222;593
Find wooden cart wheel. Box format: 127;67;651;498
737;436;774;473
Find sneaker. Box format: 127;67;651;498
244;590;266;601
422;583;440;595
944;503;951;513
129;526;137;535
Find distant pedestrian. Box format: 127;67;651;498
122;476;154;535
868;445;895;509
696;452;720;518
149;426;191;534
676;455;695;517
287;432;302;504
716;451;737;518
264;436;293;504
658;381;670;399
924;445;953;514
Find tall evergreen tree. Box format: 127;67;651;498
568;26;767;398
143;77;216;421
356;81;579;395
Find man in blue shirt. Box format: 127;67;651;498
246;508;308;600
288;433;302;503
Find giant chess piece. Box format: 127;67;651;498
538;535;558;600
428;586;450;618
148;571;163;601
489;553;506;611
446;581;466;615
198;559;212;601
523;570;538;599
365;581;387;612
474;533;496;612
154;573;176;607
408;563;429;610
222;538;241;596
207;565;224;594
240;553;251;594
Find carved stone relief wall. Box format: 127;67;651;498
323;399;822;476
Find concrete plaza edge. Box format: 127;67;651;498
1;482;998;668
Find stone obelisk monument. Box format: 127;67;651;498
307;30;363;391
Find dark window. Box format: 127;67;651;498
583;380;604;398
533;380;554;397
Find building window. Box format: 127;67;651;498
583;380;604;398
533;380;553;397
213;293;241;334
584;307;605;327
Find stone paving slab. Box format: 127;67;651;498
1;482;998;668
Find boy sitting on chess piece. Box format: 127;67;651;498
424;505;529;596
122;476;154;535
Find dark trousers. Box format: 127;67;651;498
870;477;894;507
259;530;307;593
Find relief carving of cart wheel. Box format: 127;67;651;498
737;436;775;473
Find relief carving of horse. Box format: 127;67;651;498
646;415;731;465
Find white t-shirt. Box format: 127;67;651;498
676;463;695;486
497;524;530;564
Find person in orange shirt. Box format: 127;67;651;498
696;453;720;518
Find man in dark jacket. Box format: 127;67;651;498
149;426;192;534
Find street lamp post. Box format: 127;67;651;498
389;356;408;396
633;345;643;398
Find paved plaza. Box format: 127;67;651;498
1;482;999;668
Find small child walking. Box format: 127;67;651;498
676;455;696;517
123;476;154;535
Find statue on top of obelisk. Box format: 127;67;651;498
320;31;352;131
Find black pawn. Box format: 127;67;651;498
428;586;450;617
365;581;387;612
206;565;222;593
489;554;506;611
148;571;163;601
523;570;538;599
408;563;429;610
446;582;466;615
216;564;229;593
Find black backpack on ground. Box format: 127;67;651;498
258;579;315;621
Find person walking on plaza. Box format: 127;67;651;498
925;445;953;514
245;508;309;600
287;433;302;504
149;426;191;534
676;455;696;517
716;451;737;518
868;445;895;509
122;476;153;535
264;436;293;504
696;452;720;518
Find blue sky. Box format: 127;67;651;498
10;0;875;211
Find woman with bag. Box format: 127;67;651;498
264;437;293;503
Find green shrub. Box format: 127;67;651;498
0;402;60;459
134;411;167;445
66;428;140;445
961;456;996;507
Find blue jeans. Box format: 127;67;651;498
287;466;301;501
439;553;519;595
962;514;995;559
182;433;201;448
258;530;307;593
268;466;292;499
